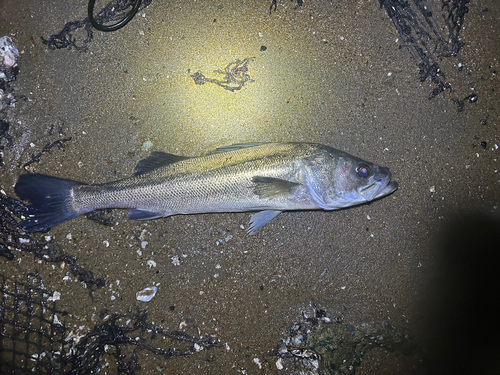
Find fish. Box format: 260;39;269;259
14;142;398;234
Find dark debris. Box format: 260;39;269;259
23;137;72;171
452;92;478;112
0;242;14;260
0;119;13;166
269;0;303;15
0;119;12;144
41;19;94;51
379;0;470;100
41;0;153;51
85;208;117;227
69;309;220;374
278;304;417;374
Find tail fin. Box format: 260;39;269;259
15;174;86;232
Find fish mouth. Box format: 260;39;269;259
357;164;398;201
374;180;398;199
359;179;398;201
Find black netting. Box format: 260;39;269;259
379;0;470;100
0;272;70;374
0;272;219;374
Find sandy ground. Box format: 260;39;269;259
1;0;499;374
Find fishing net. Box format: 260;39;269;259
378;0;470;100
0;272;69;374
0;272;219;374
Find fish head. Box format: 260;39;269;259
305;149;398;210
352;162;398;201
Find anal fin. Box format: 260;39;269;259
127;209;164;220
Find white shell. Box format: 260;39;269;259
135;286;158;302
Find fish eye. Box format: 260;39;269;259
356;164;370;178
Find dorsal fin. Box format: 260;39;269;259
135;152;190;175
207;143;266;155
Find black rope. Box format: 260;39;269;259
88;0;142;31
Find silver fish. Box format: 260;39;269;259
15;143;398;233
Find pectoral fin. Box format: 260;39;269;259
252;176;300;198
248;210;282;234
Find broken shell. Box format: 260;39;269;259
136;286;158;302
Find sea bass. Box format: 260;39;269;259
15;143;398;234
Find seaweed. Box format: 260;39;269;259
190;58;255;92
23;137;72;171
